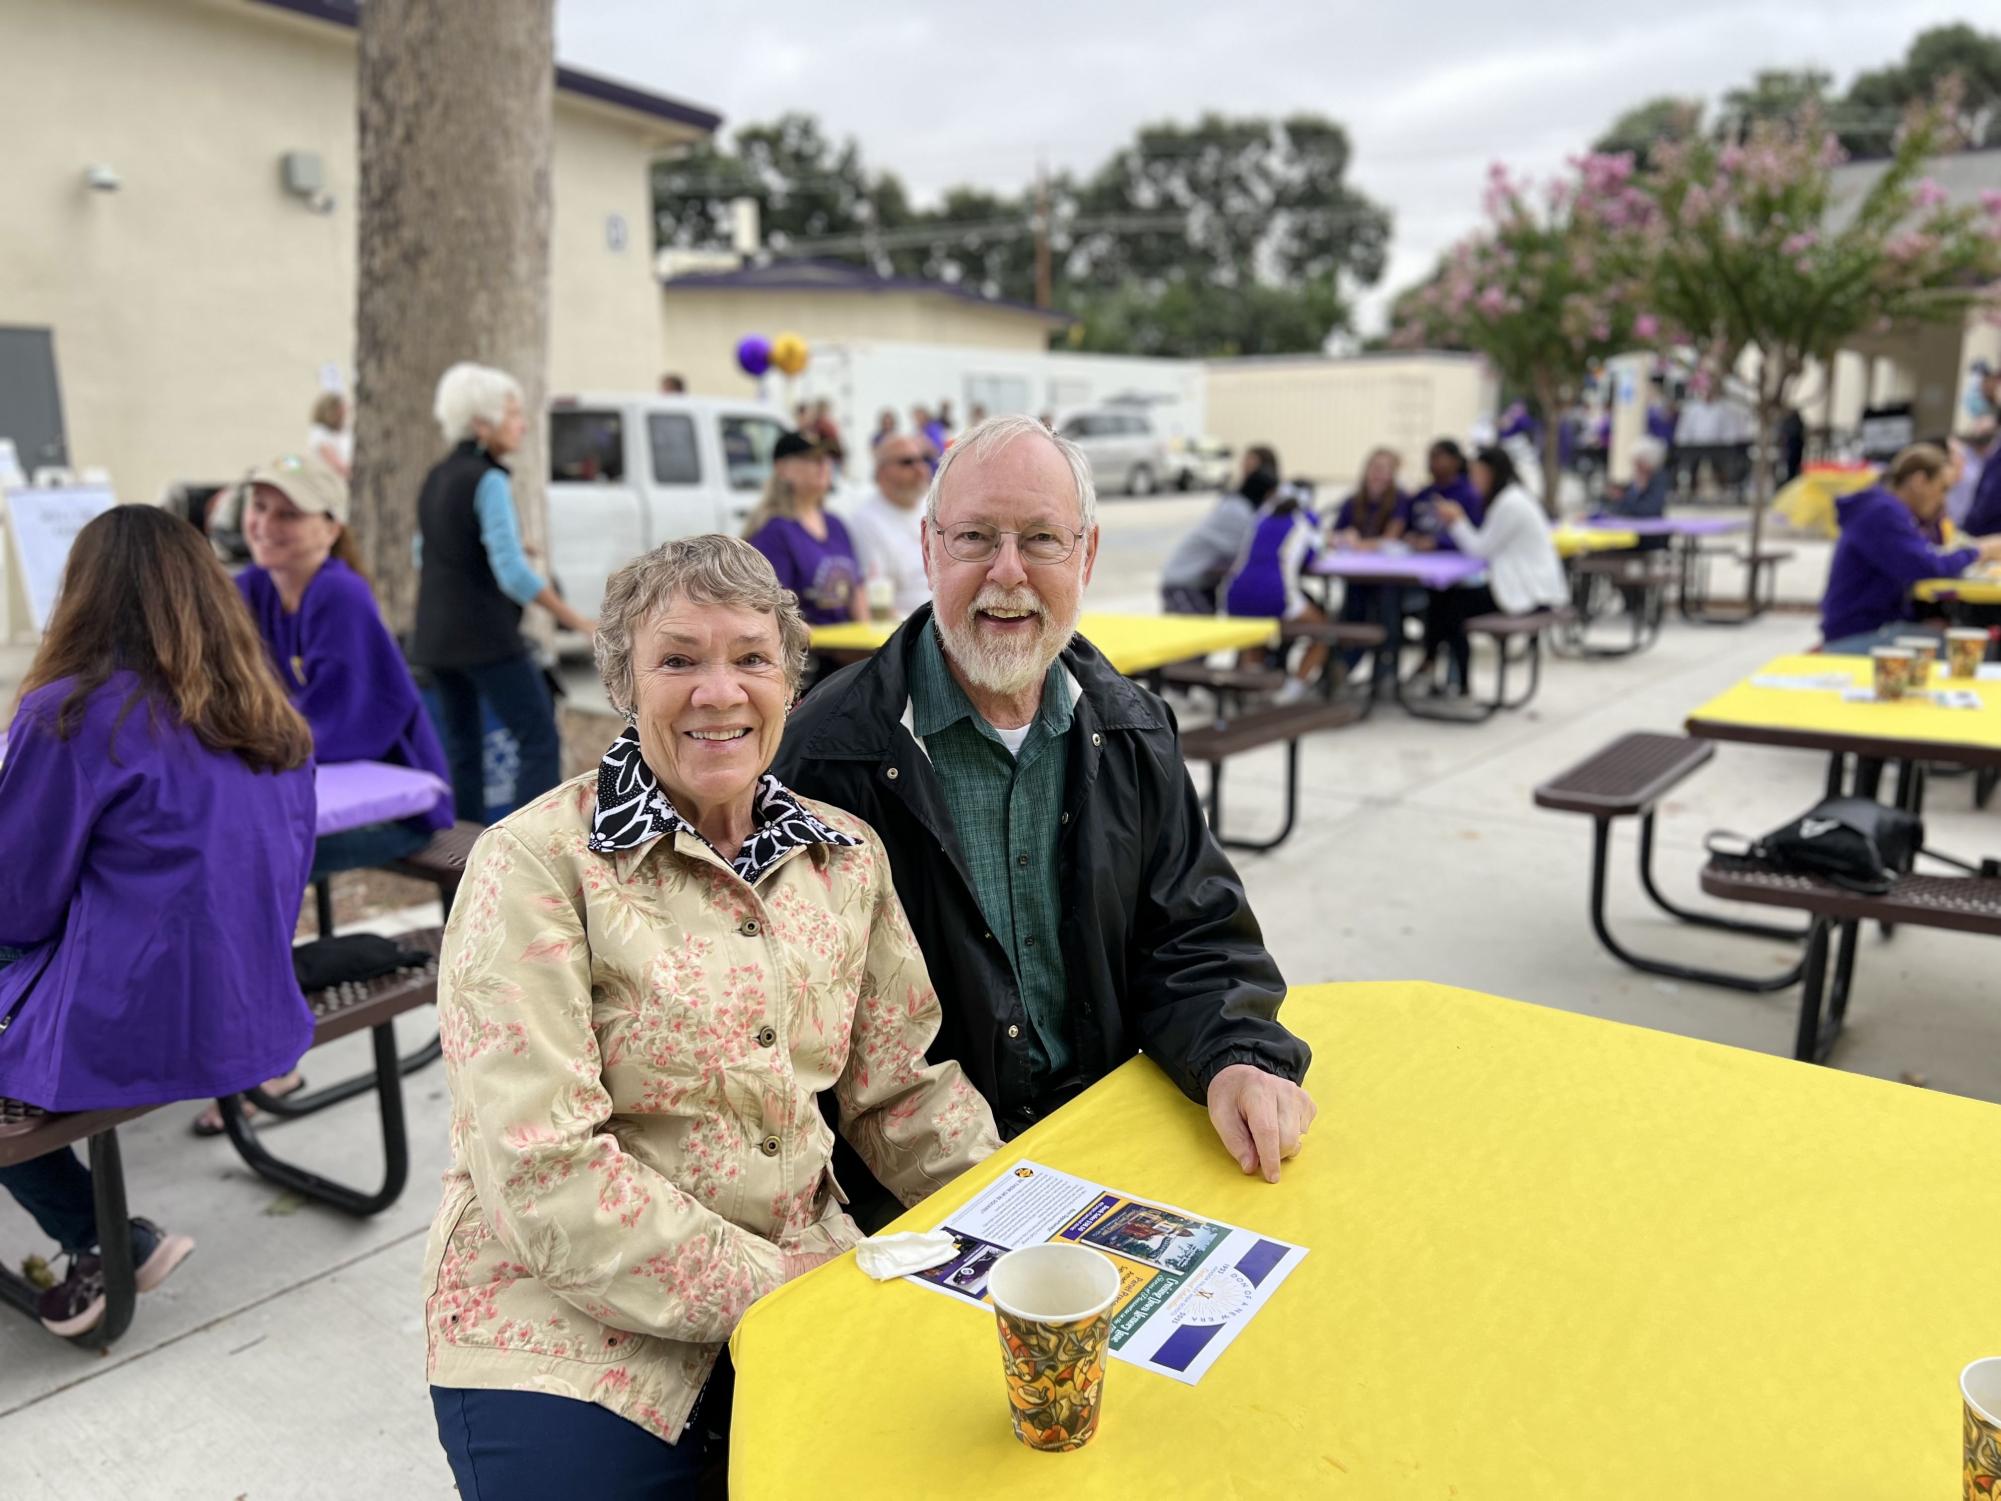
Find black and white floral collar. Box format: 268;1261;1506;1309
588;726;860;884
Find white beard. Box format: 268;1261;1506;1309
937;586;1075;697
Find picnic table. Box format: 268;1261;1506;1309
729;979;2001;1497
1551;524;1637;558
1914;567;2001;610
313;759;450;837
809;612;1278;679
1684;651;2001;779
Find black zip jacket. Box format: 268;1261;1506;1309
773;605;1308;1139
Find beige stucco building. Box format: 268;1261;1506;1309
0;0;717;504
660;259;1067;397
1204;352;1498;487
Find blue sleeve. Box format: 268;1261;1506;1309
474;469;546;607
1967;459;2001;536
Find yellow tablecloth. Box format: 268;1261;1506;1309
809;612;1278;676
1915;567;2001;606
730;980;2001;1498
1685;651;2001;763
1773;464;1879;538
1553;525;1639;558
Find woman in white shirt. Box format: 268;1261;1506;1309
1429;445;1567;694
307;393;352;479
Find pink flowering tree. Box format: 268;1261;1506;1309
1638;93;2001;567
1395;155;1659;514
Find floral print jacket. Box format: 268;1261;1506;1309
421;761;999;1442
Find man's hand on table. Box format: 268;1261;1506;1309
1206;1064;1316;1183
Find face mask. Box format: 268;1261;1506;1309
1967;376;1995;421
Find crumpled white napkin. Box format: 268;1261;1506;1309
854;1229;960;1281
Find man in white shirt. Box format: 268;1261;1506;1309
846;433;932;618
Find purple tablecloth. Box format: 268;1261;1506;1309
315;760;451;838
1582;516;1745;537
1308;551;1488;589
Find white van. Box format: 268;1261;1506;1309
546;392;793;618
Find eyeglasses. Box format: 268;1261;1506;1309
884;456;928;468
931;520;1081;566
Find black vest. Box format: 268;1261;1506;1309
412;440;525;669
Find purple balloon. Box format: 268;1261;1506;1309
736;335;771;378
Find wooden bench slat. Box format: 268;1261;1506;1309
1464;609;1564;637
1534;733;1715;817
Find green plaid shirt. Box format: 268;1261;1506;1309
908;623;1075;1079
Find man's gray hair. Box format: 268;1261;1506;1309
433;362;523;446
1631;435;1667;471
593;534;810;713
923;413;1097;532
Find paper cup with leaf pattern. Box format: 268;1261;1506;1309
1966;1358;2001;1499
1947;628;1988;680
1871;646;1915;702
1895;636;1939;680
988;1243;1120;1452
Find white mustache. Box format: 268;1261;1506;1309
969;588;1047;621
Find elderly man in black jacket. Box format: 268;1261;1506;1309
775;414;1313;1195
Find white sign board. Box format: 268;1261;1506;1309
4;483;117;635
0;440;21;489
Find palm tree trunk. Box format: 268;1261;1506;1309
351;0;555;634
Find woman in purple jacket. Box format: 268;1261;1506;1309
229;452;454;874
1819;444;2001;653
0;506;318;1337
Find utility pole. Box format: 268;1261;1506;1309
1034;162;1052;310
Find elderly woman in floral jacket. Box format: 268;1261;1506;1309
422;534;999;1498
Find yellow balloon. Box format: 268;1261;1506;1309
770;332;809;376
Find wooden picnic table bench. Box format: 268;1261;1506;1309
0;928;442;1349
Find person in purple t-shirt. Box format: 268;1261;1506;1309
745;430;868;627
230;453;455;874
0;506;317;1338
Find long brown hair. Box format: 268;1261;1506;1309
18;505;313;771
328;522;369;583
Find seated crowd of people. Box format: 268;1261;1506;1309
0;407;1314;1497
1159;435;1568;698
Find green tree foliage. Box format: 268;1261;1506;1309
652;111;1391;357
1714;69;1834;141
651;111;912;259
1592;96;1704;169
1838;24;2001;156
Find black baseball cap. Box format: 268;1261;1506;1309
772;429;824;461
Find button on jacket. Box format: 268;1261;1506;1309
421;768;998;1442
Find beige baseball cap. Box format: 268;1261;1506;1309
243;452;349;525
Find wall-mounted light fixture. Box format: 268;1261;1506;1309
280;150;335;214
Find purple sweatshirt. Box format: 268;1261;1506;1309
1334;487;1411;538
1409;475;1485;553
239;560;453;833
0;674;317;1109
1820;486;1978;644
749;514;863;626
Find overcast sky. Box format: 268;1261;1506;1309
557;1;1983;334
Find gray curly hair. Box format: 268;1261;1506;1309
593;534;811;714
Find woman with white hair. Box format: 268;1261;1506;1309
412;362;596;822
